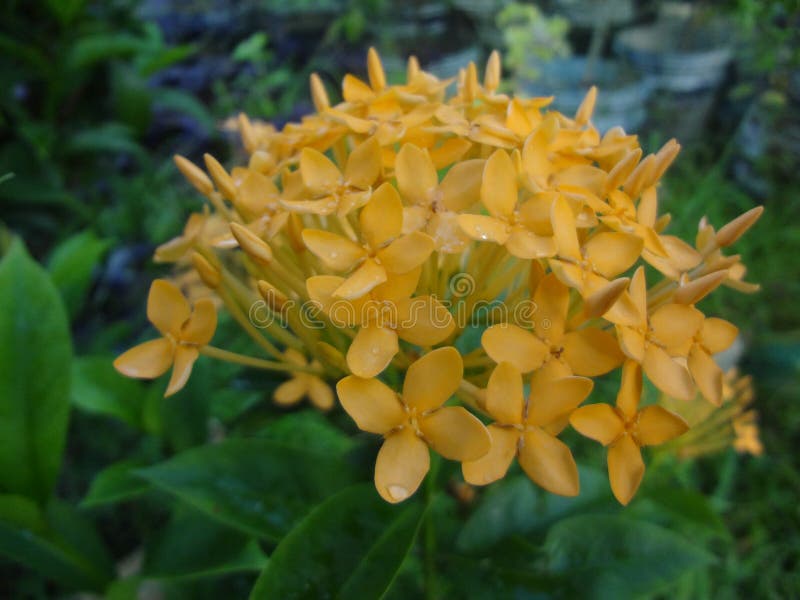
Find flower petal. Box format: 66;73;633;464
462;425;519;485
636;405;689;446
420;406;491;461
396;143;438;205
617;325;645;363
336;375;406;434
345;136;382;189
519;428;579;496
165;345;199;397
395;296;455;346
274;377;308;406
375;428;430;503
457;214;510;244
180;299;217;345
608;435;644;505
440;159;484;211
373;268;421;303
334;258;388;300
377;231;435;274
403;347;463;412
562;329;624;376
147;279;191;337
482;324;548;373
583;232;643;278
550;196;581;261
346;324;399;378
616;360;642;418
649;304;704;352
481;149;517;218
643;345;695;401
485;362;525;424
114;338;174;379
506;228;557;259
527;376;594;428
300;147;341;192
688;346;723;406
532;273;569;342
569;403;624;445
701;318;738;354
302;229;366;271
360;182;403;249
308;377;335;411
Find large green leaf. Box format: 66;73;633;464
81;460;150;508
0;496;113;591
137;436;359;541
457;466;613;552
251;484;425;600
143;509;268;581
544;514;716;599
47;229;109;317
0;239;72;502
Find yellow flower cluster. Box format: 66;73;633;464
115;49;763;506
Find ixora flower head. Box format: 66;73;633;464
117;48;763;506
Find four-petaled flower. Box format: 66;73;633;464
302;182;435;300
114;279;217;397
570;361;689;504
337;347;490;503
463;362;593;496
273;349;334;411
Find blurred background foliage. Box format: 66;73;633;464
0;0;798;597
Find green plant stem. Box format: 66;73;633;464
424;454;440;600
200;345;322;375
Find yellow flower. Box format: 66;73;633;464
570;361;689;505
615;267;704;401
462;362;593;496
549;195;644;313
336;347;490;503
458;149;558;259
281;136;382;217
273;349;334;411
302;182;435;300
395;143;483;254
481;273;623;383
307;271;454;378
114;279;217;396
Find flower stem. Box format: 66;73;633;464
200;345;322;375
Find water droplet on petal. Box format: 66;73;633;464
388;484;409;501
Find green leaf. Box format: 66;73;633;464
154;88;216;132
0;239;72;502
139;44;198;77
71;356;143;428
0;494;46;532
67;33;146;70
144;509;268;581
0;498;113;591
251;484;424;600
137;436;359;541
63;123;147;163
544;514;715;599
640;486;728;536
81;460;149;508
43;0;86;26
254;410;354;455
457;466;612;552
47;231;109;317
232;33;268;62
